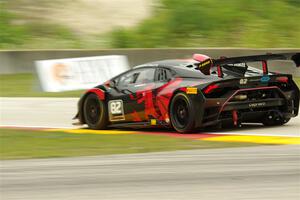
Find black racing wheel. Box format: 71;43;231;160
262;110;290;126
83;93;108;129
170;93;196;133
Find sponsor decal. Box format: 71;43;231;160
186;87;198;94
150;119;157;125
198;58;213;69
260;75;270;83
108;100;125;121
248;102;266;108
52;63;73;85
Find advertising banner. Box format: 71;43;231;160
35;55;129;92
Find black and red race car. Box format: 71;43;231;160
74;53;300;133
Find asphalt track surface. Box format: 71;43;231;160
0;97;299;137
1;145;300;200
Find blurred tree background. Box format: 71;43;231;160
1;0;300;49
0;1;82;49
111;0;300;48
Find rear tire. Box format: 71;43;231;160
83;93;108;129
262;110;290;126
170;93;196;133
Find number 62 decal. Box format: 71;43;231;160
108;100;125;121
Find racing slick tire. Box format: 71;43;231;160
170;92;196;133
262;110;290;126
83;93;108;129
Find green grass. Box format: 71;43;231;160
0;73;83;97
0;128;258;160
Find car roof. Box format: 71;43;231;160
134;59;212;79
134;59;197;69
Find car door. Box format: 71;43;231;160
153;67;175;120
107;67;157;123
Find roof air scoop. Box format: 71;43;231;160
193;54;210;62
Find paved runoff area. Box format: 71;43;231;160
0;97;300;145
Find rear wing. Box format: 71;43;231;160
197;53;300;77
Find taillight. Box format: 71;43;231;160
276;76;289;83
262;60;268;74
203;84;219;94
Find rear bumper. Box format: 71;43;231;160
200;86;299;127
222;98;285;111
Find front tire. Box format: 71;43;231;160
83;93;108;129
170;93;196;133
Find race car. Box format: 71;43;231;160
74;53;300;133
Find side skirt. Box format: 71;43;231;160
108;121;170;129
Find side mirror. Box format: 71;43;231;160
108;80;116;88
